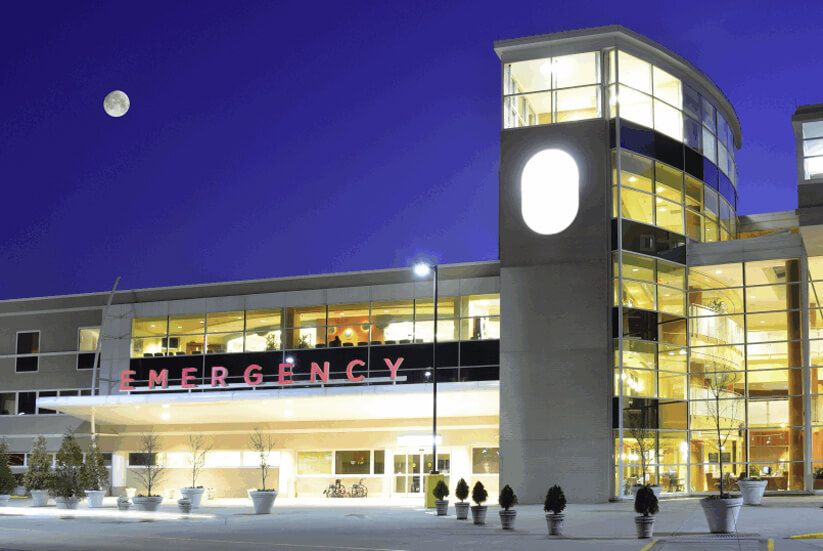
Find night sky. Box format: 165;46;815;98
3;1;822;300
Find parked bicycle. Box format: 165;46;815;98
323;479;347;498
349;478;368;498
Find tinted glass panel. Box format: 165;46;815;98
16;332;39;354
15;356;38;372
18;392;36;415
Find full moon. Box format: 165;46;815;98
103;90;130;118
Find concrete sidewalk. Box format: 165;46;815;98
0;496;822;550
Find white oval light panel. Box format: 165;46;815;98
520;148;579;235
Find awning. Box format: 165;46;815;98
37;381;498;426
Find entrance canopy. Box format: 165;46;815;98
38;381;498;426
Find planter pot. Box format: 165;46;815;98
180;487;205;509
631;485;662;498
737;480;767;506
177;498;192;514
470;505;487;525
249;490;278;515
454;502;470;520
117;499;131;511
545;513;565;535
635;515;655;538
434;499;449;516
499;509;517;530
30;489;50;507
133;496;163;512
55;496;81;510
700;496;743;533
815;478;823;490
0;495;9;507
85;490;105;508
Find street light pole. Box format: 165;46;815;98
431;264;439;475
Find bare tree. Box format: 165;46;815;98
131;432;165;497
703;364;744;497
626;399;656;489
249;428;275;491
186;434;212;489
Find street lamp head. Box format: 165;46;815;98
413;262;432;277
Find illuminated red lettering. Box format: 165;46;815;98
244;364;263;386
120;370;136;391
346;359;365;382
384;357;403;380
210;366;228;387
278;363;294;385
181;367;198;388
310;361;329;383
148;369;168;390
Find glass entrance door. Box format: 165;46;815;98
394;453;450;496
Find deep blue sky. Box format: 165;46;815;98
2;1;821;299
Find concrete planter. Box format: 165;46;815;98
117;498;131;511
30;489;50;507
737;480;767;506
545;513;565;535
177;497;192;514
700;496;743;533
133;496;163;512
85;490;105;508
0;495;9;507
454;502;469;520
631;485;662;499
180;487;205;509
55;496;81;510
635;515;655;538
470;505;487;525
499;509;516;530
434;499;448;516
249;490;278;515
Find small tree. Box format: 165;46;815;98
54;431;84;498
432;479;449;501
80;440;109;491
0;438;16;495
471;481;487;506
498;484;517;510
703;364;744;497
544;485;567;515
131;432;165;497
249;428;275;491
454;478;469;502
24;435;53;492
185;434;212;489
634;485;659;517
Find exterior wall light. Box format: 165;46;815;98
520;148;579;235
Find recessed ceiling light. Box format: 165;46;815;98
162;404;170;409
715;270;723;274
760;320;765;324
632;268;639;272
664;294;670;297
150;324;155;328
161;413;170;420
657;187;664;192
750;296;756;299
628;176;637;182
659;208;666;212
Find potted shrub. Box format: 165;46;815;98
0;438;15;507
117;496;131;511
80;440;108;508
131;432;165;511
180;434;212;509
634;485;658;538
248;428;277;514
454;478;470;520
736;469;767;506
54;431;83;509
432;479;449;516
544;484;566;536
498;484;517;529
699;366;744;533
24;435;53;507
470;481;488;525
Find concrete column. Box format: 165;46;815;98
449;446;471;489
278;449;295;497
787;260;804;490
111;452;127;495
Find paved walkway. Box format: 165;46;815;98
0;495;822;550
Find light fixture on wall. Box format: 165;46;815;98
520;148;579;235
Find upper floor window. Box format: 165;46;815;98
77;327;101;370
15;331;39;373
503;51;601;128
802;121;823;180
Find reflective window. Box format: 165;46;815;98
618;51;651;93
472;447;499;474
297;451;332;475
652;67;681;107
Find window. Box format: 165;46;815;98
17;392;36;415
335;450;370;475
802;121;823;179
618;51;651;93
297;451;332;475
128;453;157;466
16;331;39;373
472;447;500;474
0;393;16;415
78;327;100;370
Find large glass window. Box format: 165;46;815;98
472;447;499;474
335;450;371;475
297;451;333;475
15;331;39;373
